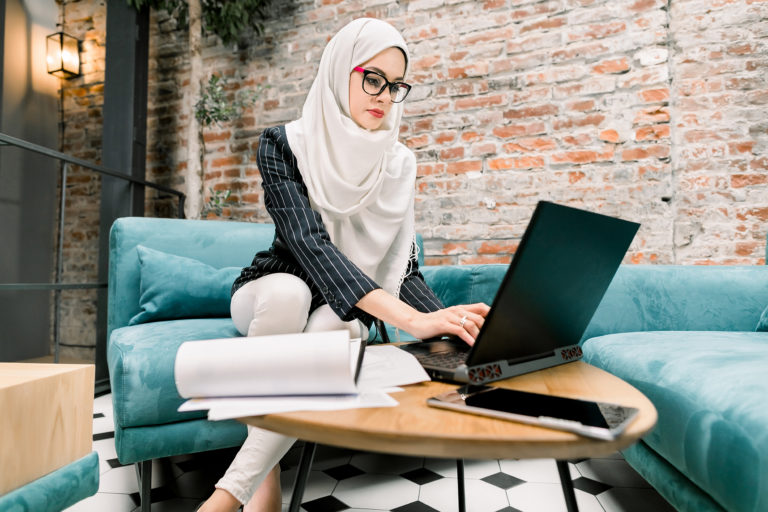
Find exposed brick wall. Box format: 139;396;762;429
58;0;767;360
56;0;106;362
670;0;768;264
140;0;767;266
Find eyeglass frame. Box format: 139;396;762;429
352;66;412;103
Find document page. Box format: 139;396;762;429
174;330;355;398
357;345;430;391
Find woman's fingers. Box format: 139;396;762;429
464;302;491;316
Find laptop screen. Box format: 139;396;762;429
466;201;639;367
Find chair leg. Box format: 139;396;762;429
556;460;579;512
134;459;152;512
456;459;466;512
288;442;317;512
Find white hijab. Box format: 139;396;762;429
285;18;416;297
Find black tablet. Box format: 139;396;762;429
427;385;639;441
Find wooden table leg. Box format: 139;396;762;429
288;442;316;512
556;460;579;512
456;459;466;512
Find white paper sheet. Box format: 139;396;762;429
356;345;430;391
174;330;356;398
176;338;431;419
179;390;398;420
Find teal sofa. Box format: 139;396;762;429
107;217;768;512
0;452;100;512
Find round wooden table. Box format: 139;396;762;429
242;361;657;511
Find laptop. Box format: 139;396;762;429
400;201;640;385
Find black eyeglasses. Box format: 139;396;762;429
353;66;412;103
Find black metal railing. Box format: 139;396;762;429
0;131;185;362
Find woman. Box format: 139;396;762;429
199;18;489;512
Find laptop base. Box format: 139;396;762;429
423;344;584;385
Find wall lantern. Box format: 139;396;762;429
46;32;81;79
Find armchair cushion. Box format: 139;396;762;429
109;318;239;428
0;452;99;512
129;245;240;325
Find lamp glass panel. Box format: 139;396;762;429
46;34;62;74
61;35;79;75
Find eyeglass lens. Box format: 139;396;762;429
362;72;409;102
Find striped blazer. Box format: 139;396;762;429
233;125;443;327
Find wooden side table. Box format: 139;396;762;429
0;363;94;495
243;361;657;512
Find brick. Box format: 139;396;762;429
639;88;670;102
551;148;614;164
412;55;441;70
447;160;483;174
592;57;630;74
503;104;559;120
461;131;483;142
731;174;768;188
471;142;498;156
455;94;506;110
521;16;566;33
487;156;545;170
434;131;457;145
599;129;621;143
492;122;547;138
406;134;430;148
635;125;670;141
424;256;455;265
416;163;445;176
567;100;595;111
203;130;231;143
439;147;465;160
621;145;671;161
503;137;557;152
634;107;670;124
478;241;519;254
553;114;605;130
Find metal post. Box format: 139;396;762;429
135;459;152;512
457;459;466;512
53;163;68;363
288;442;317;512
556;460;579;512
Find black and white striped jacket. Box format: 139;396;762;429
232;125;443;327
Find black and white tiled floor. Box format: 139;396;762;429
66;393;676;512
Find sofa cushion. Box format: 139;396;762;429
109;218;275;337
130;245;241;325
756;305;768;332
108;318;239;428
583;331;768;512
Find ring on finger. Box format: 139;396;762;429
459;315;468;328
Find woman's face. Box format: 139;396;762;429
348;47;407;131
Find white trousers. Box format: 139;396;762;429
218;273;367;504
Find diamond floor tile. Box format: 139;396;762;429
63;394;675;512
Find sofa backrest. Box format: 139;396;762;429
108;218;427;338
583;264;768;340
108;217;275;337
423;263;768;342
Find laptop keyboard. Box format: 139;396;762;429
415;350;468;368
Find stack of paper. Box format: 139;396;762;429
174;330;429;420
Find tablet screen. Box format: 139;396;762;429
465;388;616;429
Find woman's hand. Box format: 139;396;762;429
356;289;490;346
406;303;490;346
